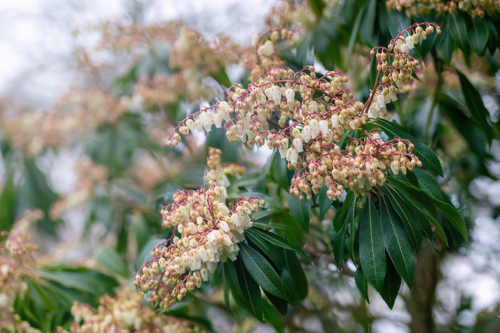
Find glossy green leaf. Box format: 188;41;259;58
456;70;494;145
388;177;467;241
219;264;235;318
412;167;443;201
397;170;419;187
288;194;311;232
233;258;263;321
347;198;357;262
247;228;311;264
246;231;283;270
359;196;386;291
263;297;286;331
355;268;370;303
437;27;455;63
383;185;422;251
379;253;401;309
240;243;290;301
375;119;443;176
282;248;308;301
467;16;489;55
281;213;305;248
448;11;468;50
333;224;348;271
318;186;334;221
380;195;416;288
333;190;354;231
264;291;288;317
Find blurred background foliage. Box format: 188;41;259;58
1;0;500;332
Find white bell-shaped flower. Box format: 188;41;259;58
194;119;203;132
258;40;274;56
285;89;295;104
293;138;303;152
186;119;195;131
389;90;398;102
213;113;222;128
331;114;339;128
319;120;328;134
302;125;312;143
286;147;298;164
251;33;260;47
269;85;281;105
310;119;320;138
405;35;414;49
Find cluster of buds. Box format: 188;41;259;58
66;288;207;333
386;0;499;17
50;158;108;220
0;210;42;333
134;148;264;310
368;22;440;118
167;24;438;200
0;89;126;156
243;28;297;81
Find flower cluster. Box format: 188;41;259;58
0;90;126;156
386;0;500;17
0;210;43;333
134;148;263;310
167;24;438;200
50;159;108;220
66;288;207;333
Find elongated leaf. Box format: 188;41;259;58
348;7;364;58
264;291;288;317
308;0;325;17
334;226;348;271
94;247;128;277
240;243;290;301
333;190;354;231
388;177;467;241
448;11;468;50
457;70;494;145
224;261;248;312
383;185;422;251
359;196;386;292
375;119;443;176
467;16;489;55
318;186;334;221
219;264;235;317
380;253;401;309
355;268;370;303
282;248;308;301
397;170;419;187
246;232;283;270
281;213;305;248
412;167;443;201
234;259;263;321
437;27;456;63
380;195;416;288
263;297;286;332
248;228;311;264
347;198;357;262
288;194;311;232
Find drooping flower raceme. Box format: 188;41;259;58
134;148;264;311
66;288;207;333
167;23;439;201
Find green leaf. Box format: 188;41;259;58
94;247;128;277
456;70;494;145
359;196;386;292
318;186;334;221
370;55;378;88
333;190;354;231
375;119;443;176
240;243;290;302
360;0;377;45
308;0;325;17
223;261;247;311
348;7;365;58
379;253;401;309
387;9;410;39
0;169;16;232
397;170;419;187
437;27;456;63
248;228;311;264
233;258;263;321
388;177;467;241
347;198;357;262
333;222;349;270
282;248;308;301
380;195;416;288
355;268;370;303
263;298;285;331
264;291;288;317
219;264;235;318
271;151;289;190
383;185;423;251
467;16;489;56
288;194;311;232
281;213;305;248
246;231;283;270
448;11;468;50
412;167;443;201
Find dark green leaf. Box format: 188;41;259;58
246;231;283;270
456;70;494;145
240;243;290;301
219;264;235;318
318;186;334;221
359;196;386;291
379;253;401;309
383;185;422;251
265;291;288;317
248;228;311;264
412;167;443;201
360;0;377;45
281;213;305;248
233;258;263;321
355;268;370;303
282;248;308;301
380;195;416;288
288;194;311;232
387;9;410;39
437;26;456;63
308;0;325;17
348;7;365;58
375;119;443;176
467;16;489;55
448;11;468;50
333;190;354;231
263;298;285;331
347;197;356;262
